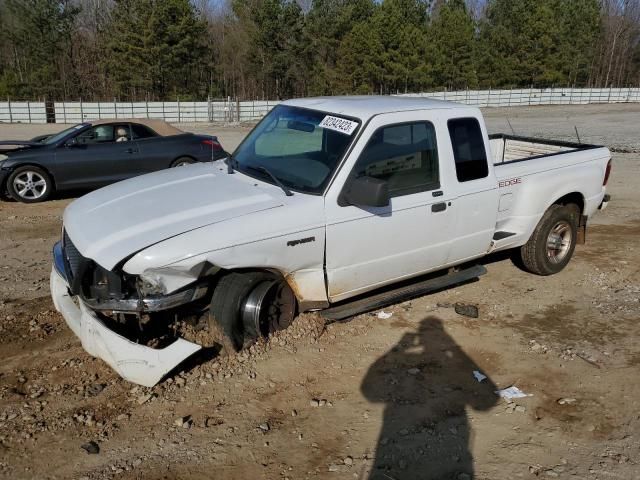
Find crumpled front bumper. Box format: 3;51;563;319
50;268;201;387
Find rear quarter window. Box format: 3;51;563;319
447;118;489;182
131;124;158;139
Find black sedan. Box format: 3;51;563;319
0;119;228;203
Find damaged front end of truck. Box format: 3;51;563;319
51;233;218;387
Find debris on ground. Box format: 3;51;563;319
454;303;479;318
473;370;487;382
80;441;100;455
495;386;532;400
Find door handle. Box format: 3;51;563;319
125;147;138;154
431;202;447;213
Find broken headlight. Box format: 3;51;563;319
137;275;167;296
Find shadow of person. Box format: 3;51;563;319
361;316;498;480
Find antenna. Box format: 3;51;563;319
506;118;516;135
574;126;581;144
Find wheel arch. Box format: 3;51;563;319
6;162;57;191
211;267;326;312
551;191;585;215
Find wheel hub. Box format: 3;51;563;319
13;171;46;199
546;221;572;264
242;279;296;337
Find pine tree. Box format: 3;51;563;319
427;0;478;89
104;0;208;99
0;0;79;98
303;0;376;95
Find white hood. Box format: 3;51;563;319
63;163;285;270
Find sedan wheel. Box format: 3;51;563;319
171;157;195;167
7;166;53;203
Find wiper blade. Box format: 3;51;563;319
225;155;238;174
249;165;293;196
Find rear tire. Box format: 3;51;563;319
519;204;579;275
7;166;53;203
171;157;195;167
208;272;297;351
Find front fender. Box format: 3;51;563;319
123;227;328;307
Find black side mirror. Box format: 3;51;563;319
342;176;390;208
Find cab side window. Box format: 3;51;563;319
352;121;439;198
447;118;488;182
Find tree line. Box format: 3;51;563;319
0;0;639;101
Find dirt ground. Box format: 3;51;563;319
0;104;639;480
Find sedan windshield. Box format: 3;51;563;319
232;105;360;194
44;124;88;145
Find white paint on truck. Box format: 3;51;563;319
50;96;611;385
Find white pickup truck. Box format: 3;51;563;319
50;96;612;386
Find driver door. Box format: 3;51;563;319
54;123;140;189
324;112;457;303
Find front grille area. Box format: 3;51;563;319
63;231;83;280
62;230;92;296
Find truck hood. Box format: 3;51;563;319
63;163;285;270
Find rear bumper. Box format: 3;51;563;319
599;193;611;210
50;267;201;387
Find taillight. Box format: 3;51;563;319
603;159;612;186
202;138;222;150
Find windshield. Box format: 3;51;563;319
44;124;87;145
232;105;360;194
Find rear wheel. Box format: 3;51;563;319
7;166;53;203
208;272;297;351
519;204;579;275
171;157;195;167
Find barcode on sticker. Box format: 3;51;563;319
319;115;358;135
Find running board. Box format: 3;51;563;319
321;264;487;322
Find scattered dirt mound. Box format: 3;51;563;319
0;297;62;345
178;312;327;384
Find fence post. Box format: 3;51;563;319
207;95;212;122
63;101;67;124
27;101;32;123
177;96;181;122
114;98;117;118
162;101;165;121
236;97;240;122
607;86;612;103
145;100;149;118
7;98;12;123
487;87;491;107
80;98;84;121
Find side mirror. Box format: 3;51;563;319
342;176;390;208
64;137;78;148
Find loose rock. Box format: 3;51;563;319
81;441;100;455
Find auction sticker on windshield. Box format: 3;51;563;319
319;115;358;135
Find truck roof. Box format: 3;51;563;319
282;95;464;121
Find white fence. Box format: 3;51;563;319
1;88;639;124
398;87;640;107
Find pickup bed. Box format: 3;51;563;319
50;96;612;386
